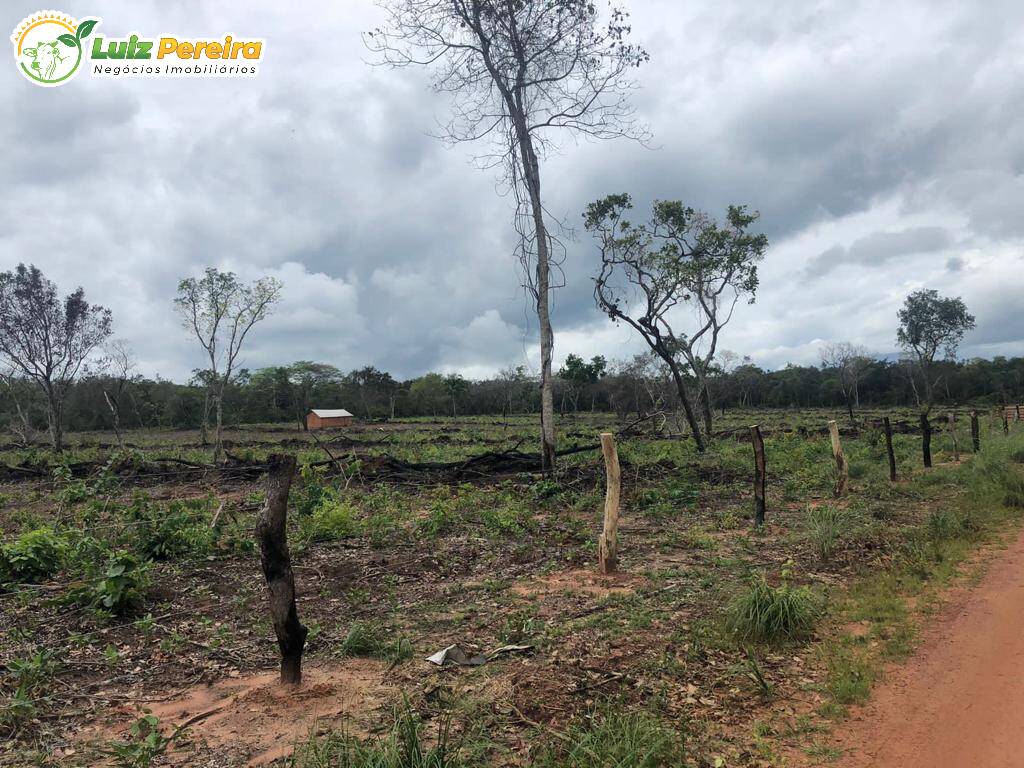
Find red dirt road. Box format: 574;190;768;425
820;528;1024;768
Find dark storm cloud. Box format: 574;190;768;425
1;0;1023;380
804;227;954;279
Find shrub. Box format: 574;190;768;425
725;573;821;644
303;499;360;542
67;551;149;616
127;496;214;561
0;528;68;583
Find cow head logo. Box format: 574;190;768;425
11;11;99;87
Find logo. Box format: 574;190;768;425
12;10;263;87
11;11;98;87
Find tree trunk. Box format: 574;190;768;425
970;410;980;452
46;390;63;452
214;389;225;463
667;361;706;452
845;392;856;427
200;389;211;446
700;381;714;436
255;454;307;685
103;390;124;449
514;124;557;473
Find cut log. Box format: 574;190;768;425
598;433;621;574
255;454;307;686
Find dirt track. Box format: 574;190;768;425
820;527;1024;767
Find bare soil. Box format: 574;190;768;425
809;527;1024;767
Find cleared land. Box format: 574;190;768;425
1;409;1023;767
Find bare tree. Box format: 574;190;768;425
820;342;873;426
0;367;41;447
174;268;282;462
366;0;648;472
100;339;137;449
0;264;112;451
585;194;768;448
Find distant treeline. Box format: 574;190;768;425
2;355;1022;436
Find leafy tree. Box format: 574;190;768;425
288;362;343;428
174;268;282;461
586;194;768;447
896;289;976;413
444;373;470;417
0;264;112;450
409;373;447;417
367;0;648;472
558;354;607;412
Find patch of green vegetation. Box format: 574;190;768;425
725;571;822;645
0;527;68;582
293;703;466;768
339;621;413;663
533;706;685;768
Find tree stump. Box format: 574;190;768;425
750;425;766;526
828;420;849;496
597;433;621;574
883;416;897;482
948;411;959;461
255;454;308;685
920;413;932;468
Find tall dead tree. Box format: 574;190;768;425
366;0;649;472
0;264;112;451
255;454;307;685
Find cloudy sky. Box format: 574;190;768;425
4;0;1023;382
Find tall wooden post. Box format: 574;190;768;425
750;425;766;527
1017;404;1022;422
970;410;980;453
598;433;621;574
1005;412;1011;436
828;420;849;496
947;411;959;461
920;413;932;468
883;416;897;482
256;454;308;685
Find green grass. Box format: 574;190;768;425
533;707;685;768
725;572;822;644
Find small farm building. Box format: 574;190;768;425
306;409;354;430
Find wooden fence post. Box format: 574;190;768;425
827;420;849;496
256;454;308;686
947;411;959;461
920;413;932;468
598;433;621;575
1017;404;1022;422
1005;412;1011;436
883;417;897;482
971;410;980;453
750;425;766;527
